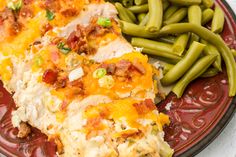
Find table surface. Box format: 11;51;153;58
196;2;236;157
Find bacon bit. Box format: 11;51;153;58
120;130;143;139
42;69;58;84
46;124;54;130
115;60;132;77
33;41;41;45
132;59;146;74
17;122;31;138
68;79;83;88
54;77;67;89
44;0;61;12
50;50;60;63
144;99;157;110
133;99;157;115
99;63;116;75
85;17;111;38
23;0;33;5
66;25;90;54
60;8;78;17
99;107;110;119
41;23;52;35
19;6;34;18
0;8;22;36
0;16;4;25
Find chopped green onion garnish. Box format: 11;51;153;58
93;68;107;78
46;9;55;21
34;56;43;66
7;0;22;11
97;17;112;28
98;75;114;89
57;42;71;54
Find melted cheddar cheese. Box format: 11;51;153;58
84;98;170;133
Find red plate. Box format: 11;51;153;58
0;0;236;156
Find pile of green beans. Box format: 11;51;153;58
107;0;236;98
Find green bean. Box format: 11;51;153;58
173;55;217;98
128;4;148;13
125;7;138;23
202;0;214;8
120;20;159;38
201;67;219;78
142;48;182;63
211;6;225;33
163;0;170;11
199;4;207;10
134;0;147;5
231;49;236;57
164;6;179;20
167;0;201;6
158;36;176;44
131;37;173;53
146;0;163;32
188;5;201;45
188;5;202;25
188;33;200;47
159;61;174;74
201;39;222;71
122;0;133;7
172;33;190;56
115;3;134;23
137;13;146;22
139;13;149;26
163;8;187;25
159;23;236;96
202;8;214;25
161;41;205;86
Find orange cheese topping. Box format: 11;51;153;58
0;58;13;82
84;98;170;132
84;52;153;99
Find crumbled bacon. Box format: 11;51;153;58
60;8;78;17
120;130;143;139
65;81;84;98
132;59;146;74
85;17;113;38
17;122;31;138
54;77;67;89
42;69;58;84
41;23;53;35
0;8;22;36
133;99;157;115
44;0;61;12
23;0;33;5
99;63;116;75
67;25;91;54
115;60;132;77
19;6;34;18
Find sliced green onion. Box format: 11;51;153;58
57;42;71;54
93;68;107;78
7;0;22;11
34;56;43;66
97;17;112;28
46;9;55;21
98;75;114;89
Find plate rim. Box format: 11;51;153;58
178;1;236;156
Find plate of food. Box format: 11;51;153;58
0;0;235;157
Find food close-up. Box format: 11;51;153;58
0;0;235;157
